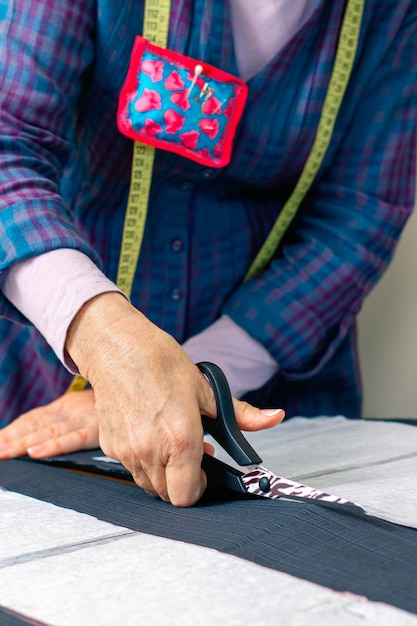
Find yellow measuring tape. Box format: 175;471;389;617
116;0;171;295
245;0;364;280
67;0;364;392
67;0;171;393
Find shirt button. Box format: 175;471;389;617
171;239;183;252
201;169;215;179
170;288;182;301
180;181;193;191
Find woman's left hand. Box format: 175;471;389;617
0;389;99;459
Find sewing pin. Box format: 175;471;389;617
203;87;215;102
212;98;227;114
199;81;209;98
187;64;204;97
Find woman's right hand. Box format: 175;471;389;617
64;292;285;507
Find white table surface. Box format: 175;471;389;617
1;416;417;625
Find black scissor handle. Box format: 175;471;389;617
197;362;262;467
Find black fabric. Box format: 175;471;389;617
28;449;370;514
0;606;49;626
31;449;133;480
1;458;417;616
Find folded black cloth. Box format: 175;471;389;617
1;456;417;616
0;605;48;626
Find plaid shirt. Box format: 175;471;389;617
0;0;416;425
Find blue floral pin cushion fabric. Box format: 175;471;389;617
117;37;248;167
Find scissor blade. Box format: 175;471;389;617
241;466;366;514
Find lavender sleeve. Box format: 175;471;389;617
3;249;127;374
3;251;278;396
182;315;279;399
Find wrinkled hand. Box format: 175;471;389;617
65;293;285;507
0;389;99;459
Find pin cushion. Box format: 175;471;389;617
117;36;248;167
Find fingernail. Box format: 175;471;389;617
27;445;45;456
260;408;284;417
0;444;10;454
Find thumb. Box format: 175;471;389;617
233;398;285;432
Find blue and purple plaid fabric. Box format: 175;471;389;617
1;0;416;424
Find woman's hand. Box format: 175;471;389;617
0;389;99;459
65;293;285;507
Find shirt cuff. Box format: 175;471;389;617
182;315;279;399
3;249;127;374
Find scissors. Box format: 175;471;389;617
198;361;366;515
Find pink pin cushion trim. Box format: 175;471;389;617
117;37;248;168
